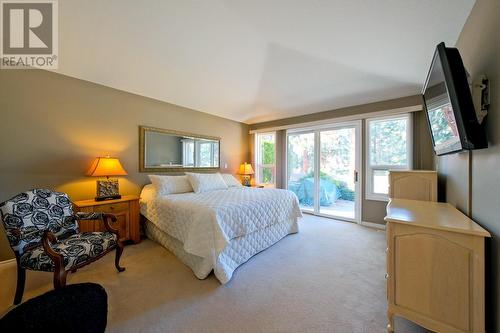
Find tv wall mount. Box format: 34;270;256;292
472;74;490;124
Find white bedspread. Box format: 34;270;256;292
141;185;302;268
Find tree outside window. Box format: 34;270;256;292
255;133;276;185
366;114;412;200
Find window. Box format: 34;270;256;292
182;139;218;167
197;140;218;167
255;132;276;186
366;114;412;201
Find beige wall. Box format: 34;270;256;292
0;69;250;260
436;0;500;330
250;95;435;225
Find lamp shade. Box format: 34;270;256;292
238;162;254;175
87;156;128;177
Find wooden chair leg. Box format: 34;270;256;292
115;242;125;272
53;268;68;289
14;265;26;305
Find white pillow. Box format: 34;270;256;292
186;172;228;193
148;175;193;195
221;173;243;187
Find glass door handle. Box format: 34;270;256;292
354;170;359;182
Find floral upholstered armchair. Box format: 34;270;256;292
0;189;125;305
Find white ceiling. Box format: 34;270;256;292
56;0;475;124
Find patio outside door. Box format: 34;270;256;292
286;121;361;223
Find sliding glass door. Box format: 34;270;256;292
319;127;358;219
287;121;361;222
287;132;315;212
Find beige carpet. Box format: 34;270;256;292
21;215;430;333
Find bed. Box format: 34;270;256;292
140;184;302;283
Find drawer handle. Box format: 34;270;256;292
109;206;114;210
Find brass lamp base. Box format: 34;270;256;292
95;178;121;201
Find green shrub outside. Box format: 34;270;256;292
300;171;355;201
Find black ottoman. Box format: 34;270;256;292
0;283;108;333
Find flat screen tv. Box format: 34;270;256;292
422;42;487;156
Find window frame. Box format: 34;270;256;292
365;114;413;201
254;132;277;186
182;139;194;166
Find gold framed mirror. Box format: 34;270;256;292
139;126;220;172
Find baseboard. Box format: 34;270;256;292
0;258;17;314
0;258;16;267
361;221;386;230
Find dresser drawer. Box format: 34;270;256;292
385;247;390;301
386;223;393;304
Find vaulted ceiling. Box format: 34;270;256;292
55;0;475;123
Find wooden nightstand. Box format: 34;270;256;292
73;195;141;244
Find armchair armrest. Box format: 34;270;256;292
73;212;120;236
101;213;120;236
42;230;64;266
74;212;105;221
42;231;69;287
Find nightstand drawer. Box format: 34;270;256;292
98;202;129;213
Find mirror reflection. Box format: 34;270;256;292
140;126;220;171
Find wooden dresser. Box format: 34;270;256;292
385;199;490;333
73;195;141;244
389;170;437;202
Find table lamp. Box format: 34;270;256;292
238;162;254;186
87;156;128;201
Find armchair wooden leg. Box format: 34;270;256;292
53;268;68;289
115;242;125;272
14;265;26;305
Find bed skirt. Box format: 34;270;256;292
145;217;299;283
